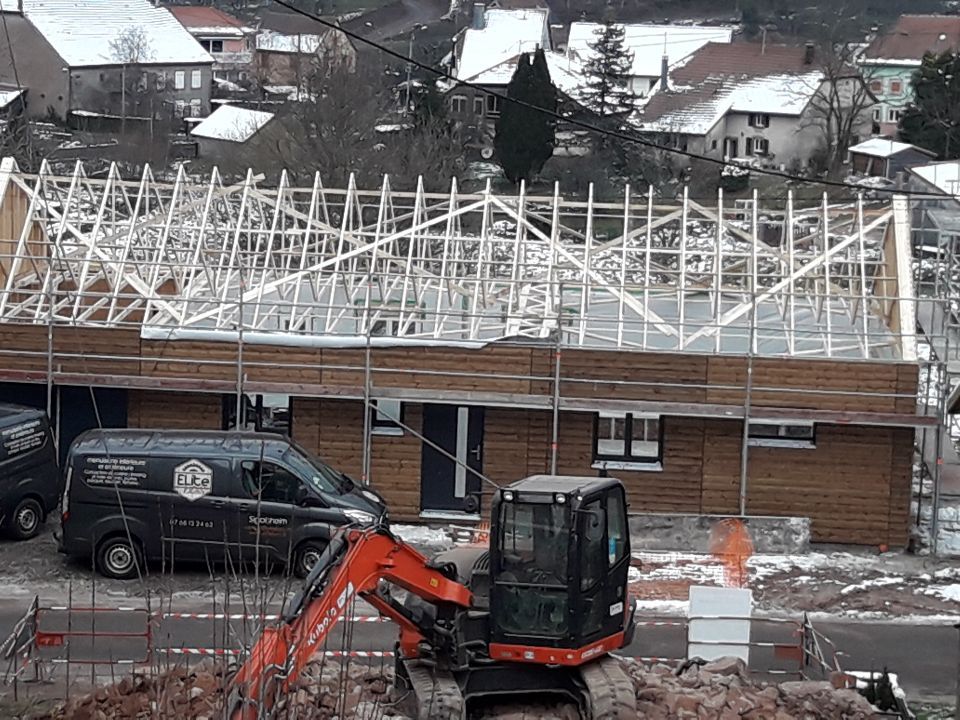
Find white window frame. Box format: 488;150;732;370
191;69;202;89
370;398;404;436
174;99;186;117
747;421;816;449
592;412;662;472
451;94;466;113
174;71;185;90
748;113;770;129
887;107;903;123
189;98;202;117
889;79;903;94
754;137;770;155
473;96;484;115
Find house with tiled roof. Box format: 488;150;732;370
636;42;875;172
0;0;213;121
255;9;357;88
444;6;551;155
565;22;734;98
860;15;960;136
168;5;254;86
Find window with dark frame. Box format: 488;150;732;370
370;398;404;436
451;95;466;113
222;394;293;435
747;421;815;447
748;113;770;128
592;413;662;468
754;137;770;155
473;96;484;115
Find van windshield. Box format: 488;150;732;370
283;445;351;495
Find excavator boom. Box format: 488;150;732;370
229;526;472;719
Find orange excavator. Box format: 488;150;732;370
228;475;638;719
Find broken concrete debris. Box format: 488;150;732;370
40;657;884;720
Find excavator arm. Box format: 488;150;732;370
229;526;473;720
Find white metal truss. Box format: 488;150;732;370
0;158;914;360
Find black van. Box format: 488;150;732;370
0;404;58;540
59;429;387;579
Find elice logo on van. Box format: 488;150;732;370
173;460;213;501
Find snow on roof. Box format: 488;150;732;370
640;71;821;135
190;105;274;143
167;6;251;37
0;88;24;109
567;23;733;79
911;161;960;195
20;0;213;67
849;138;927;158
455;8;550;83
544;52;588;104
256;29;325;54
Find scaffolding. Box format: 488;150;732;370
0;157;945;547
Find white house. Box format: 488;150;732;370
566;22;733;98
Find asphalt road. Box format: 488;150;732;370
0;599;955;703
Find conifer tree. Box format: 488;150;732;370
494;48;558;184
899;50;960;159
580;22;637;124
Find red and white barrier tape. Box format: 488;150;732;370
155;648;394;658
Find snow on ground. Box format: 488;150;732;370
629;548;960;621
392;524;453;550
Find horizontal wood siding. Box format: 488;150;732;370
112;389;914;545
0;323;46;371
54;327;141;376
128;390;221;429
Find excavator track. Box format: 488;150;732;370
579;656;637;720
404;660;465;720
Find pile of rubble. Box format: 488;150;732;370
38;660;401;720
41;657;886;720
624;657;885;720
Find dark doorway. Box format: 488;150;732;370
420;405;484;515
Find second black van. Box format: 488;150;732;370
0;403;58;540
59;429;387;579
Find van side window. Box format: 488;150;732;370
241;461;301;504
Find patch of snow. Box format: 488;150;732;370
926;583;960;601
455;9;550;83
628;566;642;583
393;524;452;549
839;576;905;595
20;0;214;67
633;599;688;615
911;160;960;196
257;30;327;54
191;105;274;143
848;138;920;158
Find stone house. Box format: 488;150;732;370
255;9;357;89
0;0;214;121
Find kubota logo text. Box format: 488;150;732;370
307;582;355;647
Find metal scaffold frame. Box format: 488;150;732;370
0;158;917;361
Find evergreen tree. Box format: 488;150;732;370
899;51;960;159
580;22;637;124
494;49;558;184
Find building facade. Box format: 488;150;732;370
0;158;928;546
168;6;255;86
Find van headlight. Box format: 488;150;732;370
361;490;381;504
344;509;376;525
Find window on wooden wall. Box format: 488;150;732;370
222;393;292;435
370;398;404;436
592;413;662;471
747;421;815;448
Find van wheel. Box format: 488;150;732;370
294;541;327;579
9;498;43;540
96;536;142;580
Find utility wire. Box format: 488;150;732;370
269;0;954;199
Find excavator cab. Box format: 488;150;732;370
488;475;634;661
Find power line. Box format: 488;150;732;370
269;0;954;198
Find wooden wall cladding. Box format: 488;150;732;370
54;327;141;376
124;390;912;545
705;356;914;413
127;390;221;429
140;340;239;381
0;323;47;371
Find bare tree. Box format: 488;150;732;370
110;26;154;64
223;63;463;190
803;44;877;178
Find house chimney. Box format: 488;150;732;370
660;53;669;89
472;2;485;30
804;41;815;65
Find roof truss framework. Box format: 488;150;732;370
0;159;913;360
